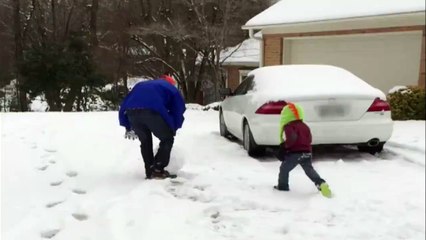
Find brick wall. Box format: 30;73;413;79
419;30;425;88
263;36;283;66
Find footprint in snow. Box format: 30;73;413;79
165;184;213;203
49;160;56;164
40;229;60;239
210;210;221;224
46;201;64;208
72;188;87;195
66;171;78;177
37;165;49;171
50;180;63;186
44;148;57;153
193;185;206;191
72;213;89;221
281;227;289;235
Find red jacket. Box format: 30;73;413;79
283;120;312;153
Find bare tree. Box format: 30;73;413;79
13;0;28;111
126;0;270;102
89;0;99;48
3;0;274;110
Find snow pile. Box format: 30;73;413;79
249;65;385;103
244;0;425;27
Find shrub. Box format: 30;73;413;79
388;86;425;120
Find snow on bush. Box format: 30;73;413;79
204;101;221;111
186;102;220;111
388;86;408;94
186;104;205;110
388;86;425;120
30;96;49;112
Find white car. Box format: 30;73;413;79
219;65;393;156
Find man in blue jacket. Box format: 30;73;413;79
119;74;186;179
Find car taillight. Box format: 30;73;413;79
255;101;287;114
367;98;391;112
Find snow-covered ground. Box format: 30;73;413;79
387;121;425;166
1;110;425;240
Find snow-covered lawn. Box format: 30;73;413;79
1;111;425;240
387;121;425;166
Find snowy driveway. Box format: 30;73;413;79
1;110;425;240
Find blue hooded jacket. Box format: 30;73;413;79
118;79;186;132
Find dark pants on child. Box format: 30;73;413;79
127;109;175;176
278;152;325;190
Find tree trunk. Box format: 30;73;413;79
45;91;61;111
13;0;28;111
64;0;76;40
51;0;57;40
186;80;197;103
89;0;99;48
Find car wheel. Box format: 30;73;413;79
219;110;230;137
357;142;385;155
243;121;265;157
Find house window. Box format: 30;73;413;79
239;70;252;84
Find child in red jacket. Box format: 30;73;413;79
275;103;331;198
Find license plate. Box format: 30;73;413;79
318;105;345;117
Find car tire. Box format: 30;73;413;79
243;121;265;157
219;110;230;138
357;142;385;155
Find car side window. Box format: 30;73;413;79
234;75;254;96
234;81;248;96
246;75;255;92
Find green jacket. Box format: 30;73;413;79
279;103;305;143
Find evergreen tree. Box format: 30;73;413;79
19;33;104;111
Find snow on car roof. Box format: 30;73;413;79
248;65;385;103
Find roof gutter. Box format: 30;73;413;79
248;28;262;40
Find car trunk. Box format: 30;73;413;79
294;96;375;122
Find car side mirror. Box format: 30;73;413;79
219;88;233;97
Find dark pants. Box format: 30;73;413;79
127;109;175;176
278;152;325;190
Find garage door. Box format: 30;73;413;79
285;32;423;93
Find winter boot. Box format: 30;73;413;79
151;169;176;179
317;182;332;198
273;185;290;191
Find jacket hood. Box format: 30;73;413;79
279;103;305;142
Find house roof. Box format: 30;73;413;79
221;38;260;66
243;0;425;29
